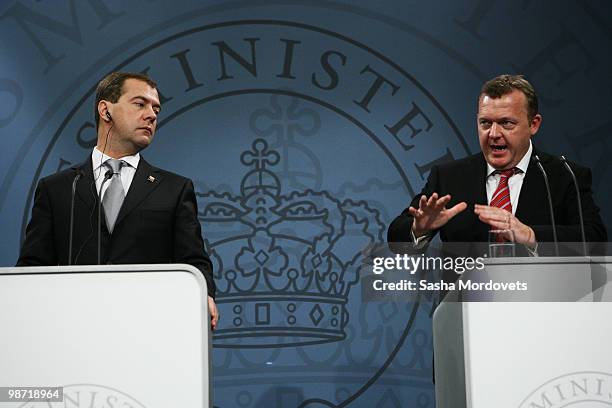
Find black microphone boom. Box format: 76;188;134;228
533;155;559;256
97;170;113;265
68;169;83;265
560;155;587;256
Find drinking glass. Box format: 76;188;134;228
488;229;515;258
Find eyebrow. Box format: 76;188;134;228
478;116;516;122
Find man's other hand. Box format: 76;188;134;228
208;296;219;331
474;204;536;248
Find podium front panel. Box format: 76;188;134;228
0;264;210;408
434;256;612;408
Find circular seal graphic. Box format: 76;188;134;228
518;371;612;408
18;384;146;408
24;19;469;408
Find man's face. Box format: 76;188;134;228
107;78;160;154
477;90;541;170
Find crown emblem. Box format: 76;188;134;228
198;139;384;347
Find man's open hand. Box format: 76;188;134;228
408;193;467;237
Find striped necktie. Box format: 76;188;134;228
490;168;517;213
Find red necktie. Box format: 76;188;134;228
490;168;516;213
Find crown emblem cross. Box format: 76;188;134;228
240;140;280;170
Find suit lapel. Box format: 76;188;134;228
515;148;546;221
472;154;488;206
114;157;163;229
75;156;97;210
472;154;490;239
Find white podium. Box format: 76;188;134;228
433;256;612;408
0;264;211;408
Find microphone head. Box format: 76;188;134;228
532;154;541;163
70;167;83;180
560;155;567;162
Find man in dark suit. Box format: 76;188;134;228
17;72;219;329
388;74;607;253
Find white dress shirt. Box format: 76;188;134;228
485;141;533;214
91;147;140;199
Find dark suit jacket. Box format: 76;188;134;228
388;149;607;252
17;156;216;298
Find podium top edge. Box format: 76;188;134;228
0;263;204;279
483;256;612;265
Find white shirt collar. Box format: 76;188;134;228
91;147;140;172
486;140;532;177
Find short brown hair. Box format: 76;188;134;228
480;74;539;120
94;72;157;129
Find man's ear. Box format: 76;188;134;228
530;113;542;136
98;100;111;122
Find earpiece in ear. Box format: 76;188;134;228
106;112;112;121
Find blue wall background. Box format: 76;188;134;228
1;1;610;407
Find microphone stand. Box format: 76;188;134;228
560;155;588;256
68;169;83;265
533;155;559;256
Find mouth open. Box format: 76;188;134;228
490;144;507;152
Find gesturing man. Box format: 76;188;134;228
17;72;219;329
388;74;606;252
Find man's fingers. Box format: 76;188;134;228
426;192;438;208
409;206;425;217
475;205;508;217
478;215;507;230
208;296;219;331
476;208;510;223
417;193;456;217
475;206;524;233
211;310;219;331
446;201;468;218
433;194;451;210
418;195;427;209
477;211;514;229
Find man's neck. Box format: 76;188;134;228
101;151;135;159
94;145;138;160
95;141;138;159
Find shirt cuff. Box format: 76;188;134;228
411;229;431;249
524;241;539;257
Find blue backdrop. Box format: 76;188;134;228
1;1;610;407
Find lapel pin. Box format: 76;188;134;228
147;175;155;183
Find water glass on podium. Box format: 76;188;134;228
488;229;515;258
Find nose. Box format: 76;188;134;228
144;105;157;123
489;122;502;138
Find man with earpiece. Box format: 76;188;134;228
17;72;219;330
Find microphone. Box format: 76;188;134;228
560;155;587;256
68;168;83;265
97;169;113;265
533;155;559;256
